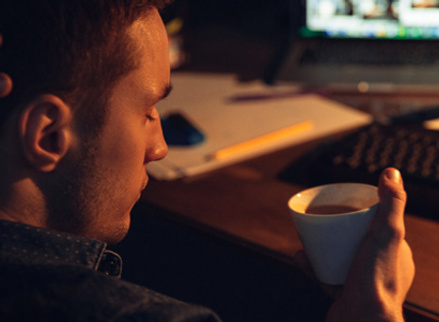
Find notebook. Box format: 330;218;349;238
268;0;439;92
147;72;372;180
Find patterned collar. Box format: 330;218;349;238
0;220;122;277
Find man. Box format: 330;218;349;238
0;0;414;321
0;1;220;321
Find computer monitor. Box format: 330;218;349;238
303;0;439;39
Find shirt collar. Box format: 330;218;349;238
0;220;122;277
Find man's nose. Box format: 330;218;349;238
146;121;168;163
154;133;168;161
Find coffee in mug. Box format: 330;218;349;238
306;204;361;215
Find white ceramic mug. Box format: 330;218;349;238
288;183;379;285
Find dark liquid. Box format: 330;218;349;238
306;204;361;215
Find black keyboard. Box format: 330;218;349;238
299;39;439;66
279;123;439;220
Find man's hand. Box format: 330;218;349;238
0;73;12;98
327;168;415;321
0;34;13;98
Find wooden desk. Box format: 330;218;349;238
141;134;439;321
144;18;439;319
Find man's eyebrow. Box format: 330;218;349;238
160;83;173;100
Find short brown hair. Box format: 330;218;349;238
0;0;171;134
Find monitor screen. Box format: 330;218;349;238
302;0;439;39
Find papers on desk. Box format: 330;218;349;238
148;72;372;180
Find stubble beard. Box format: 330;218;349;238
42;139;129;244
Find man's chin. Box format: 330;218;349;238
103;228;130;245
93;218;131;245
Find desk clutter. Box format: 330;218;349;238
149;72;372;180
279;122;439;221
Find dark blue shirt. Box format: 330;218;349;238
0;220;221;321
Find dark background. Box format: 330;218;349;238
162;0;299;81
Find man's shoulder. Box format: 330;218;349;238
0;262;221;322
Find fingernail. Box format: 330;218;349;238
385;168;401;183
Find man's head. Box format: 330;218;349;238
0;0;171;244
0;0;170;134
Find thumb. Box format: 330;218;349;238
372;167;407;236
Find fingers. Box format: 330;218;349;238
0;73;13;98
0;34;13;98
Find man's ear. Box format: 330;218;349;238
19;94;73;172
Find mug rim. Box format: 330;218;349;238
288;183;378;217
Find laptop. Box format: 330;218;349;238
268;0;439;92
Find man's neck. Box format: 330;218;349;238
0;177;48;228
